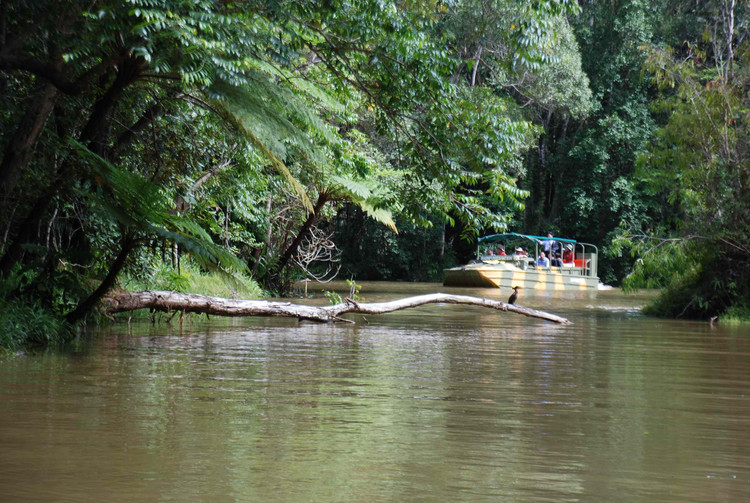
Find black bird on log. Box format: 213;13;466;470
508;286;520;305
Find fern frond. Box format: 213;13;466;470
210;77;340;212
328;175;398;233
214;100;314;212
329;175;373;199
357;201;398;233
248;59;349;115
67;138;246;273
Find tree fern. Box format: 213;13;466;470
210;74;350;213
68;138;245;273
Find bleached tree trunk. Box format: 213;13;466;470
104;291;571;324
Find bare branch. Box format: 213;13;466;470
104;291;572;324
293;224;342;282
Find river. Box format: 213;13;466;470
2;283;749;502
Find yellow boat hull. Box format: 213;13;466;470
443;262;598;290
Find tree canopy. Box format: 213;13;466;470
0;0;578;331
1;0;747;348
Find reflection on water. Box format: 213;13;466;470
1;284;750;502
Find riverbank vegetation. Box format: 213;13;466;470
1;0;748;349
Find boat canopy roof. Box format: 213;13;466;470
478;232;577;244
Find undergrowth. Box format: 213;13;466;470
0;259;266;351
120;260;264;299
0;299;71;352
116;260;265;320
723;303;750;324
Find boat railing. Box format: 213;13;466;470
515;256;598;278
478;241;599;279
479;254;534;269
576;243;598;278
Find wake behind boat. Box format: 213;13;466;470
443;233;599;290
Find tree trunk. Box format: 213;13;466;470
104;291;571;324
109;100;166;160
251;194;274;277
0;81;58;210
0;56;143;275
548;114;569;220
724;0;736;80
440;222;445;260
81;56;145;158
65;233;137;323
0;188;53;275
540;110;553;217
273;192;329;276
471;45;483;87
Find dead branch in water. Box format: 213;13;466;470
104;291;571;324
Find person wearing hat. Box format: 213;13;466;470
514;247;528;257
562;243;574;265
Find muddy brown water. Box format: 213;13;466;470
2;283;749;502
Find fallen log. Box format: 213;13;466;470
104;291;571;324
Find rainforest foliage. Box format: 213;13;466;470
0;0;747;348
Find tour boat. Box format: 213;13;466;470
443;233;599;290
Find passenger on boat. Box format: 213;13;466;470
497;245;506;256
537;252;550;267
550;252;563;267
539;232;560;256
562;244;574;266
515;247;528;257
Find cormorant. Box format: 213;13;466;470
508;286;520;305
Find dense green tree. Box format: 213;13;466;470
333;0;583;274
618;0;750;319
504;0;664;285
513;19;596;231
335;209;452;282
0;0;581;342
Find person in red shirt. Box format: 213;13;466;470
562;244;574;265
